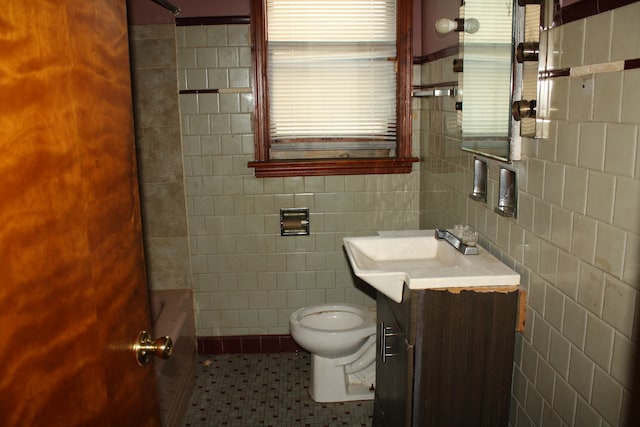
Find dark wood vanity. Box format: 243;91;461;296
373;285;520;427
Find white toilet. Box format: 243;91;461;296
289;303;376;402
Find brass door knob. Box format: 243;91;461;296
134;331;173;366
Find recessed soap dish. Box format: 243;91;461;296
469;157;487;203
495;167;517;218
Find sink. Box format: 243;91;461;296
343;230;520;303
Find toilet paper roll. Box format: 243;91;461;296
282;218;305;230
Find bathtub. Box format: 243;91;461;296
150;289;196;427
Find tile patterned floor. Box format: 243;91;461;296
181;352;374;427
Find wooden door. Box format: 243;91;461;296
0;1;160;426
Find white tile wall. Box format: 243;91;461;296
176;24;420;336
420;2;640;426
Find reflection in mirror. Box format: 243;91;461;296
459;0;515;161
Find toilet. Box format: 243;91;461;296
289;303;376;402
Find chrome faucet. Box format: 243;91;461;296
434;229;478;255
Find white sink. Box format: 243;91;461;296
343;230;520;303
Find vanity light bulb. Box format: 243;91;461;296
435;18;457;34
463;18;480;34
435;17;480;35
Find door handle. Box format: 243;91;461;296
134;331;173;366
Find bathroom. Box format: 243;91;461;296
128;0;639;426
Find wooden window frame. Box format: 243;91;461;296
248;0;417;178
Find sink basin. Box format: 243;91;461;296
343;230;520;303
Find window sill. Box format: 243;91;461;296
248;158;419;178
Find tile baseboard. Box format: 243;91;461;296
197;334;305;355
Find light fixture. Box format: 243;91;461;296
435;17;479;34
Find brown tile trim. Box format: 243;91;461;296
197;335;305;355
175;16;250;26
414;45;459;64
179;89;219;95
552;0;638;26
625;58;640;70
538;68;571;79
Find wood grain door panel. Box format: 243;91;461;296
0;1;160;425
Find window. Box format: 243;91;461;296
249;0;416;177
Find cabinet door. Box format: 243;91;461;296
375;294;414;427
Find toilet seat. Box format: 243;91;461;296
290;304;375;358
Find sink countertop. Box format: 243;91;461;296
343;230;520;303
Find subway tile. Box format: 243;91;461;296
548;76;570;120
591;366;623;425
205;26;228;46
578;262;605;316
575;395;602;427
517;192;534;231
548;328;571;378
557;251;580;299
528;273;546;314
229;68;251;87
571;215;597;263
544;284;564;332
533;199;552;241
586;171;616;222
584;11;612;65
563;298;587;348
585;314;615;371
593;71;622;123
605;123;638;177
610;332;635;389
553;375;577;424
568;76;594;122
207;68;228;88
560;19;585;68
613;176;640;234
623;232;640;288
196;47;218;68
556;121;580;166
527;159;545;198
536;358;557;403
525;382;544;426
611;2;640;61
541;403;563;427
595;222;625;277
602;276;637;338
184;26;207;47
578;122;606;171
543;162;564;206
521;341;539;383
563;166;588;213
621;69;640;124
550;205;573;252
532;313;551;357
524;231;541;271
539;240;558;283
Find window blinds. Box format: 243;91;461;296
266;0;397;158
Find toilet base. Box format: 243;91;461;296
309;354;375;403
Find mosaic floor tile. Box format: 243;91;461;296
182;353;373;427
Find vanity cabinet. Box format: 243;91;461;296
373;285;520;427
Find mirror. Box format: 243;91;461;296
459;0;514;161
458;0;542;162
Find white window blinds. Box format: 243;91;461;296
266;0;398;159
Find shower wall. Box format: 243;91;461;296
129;24;192;291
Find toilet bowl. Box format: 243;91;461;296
290;303;376;402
